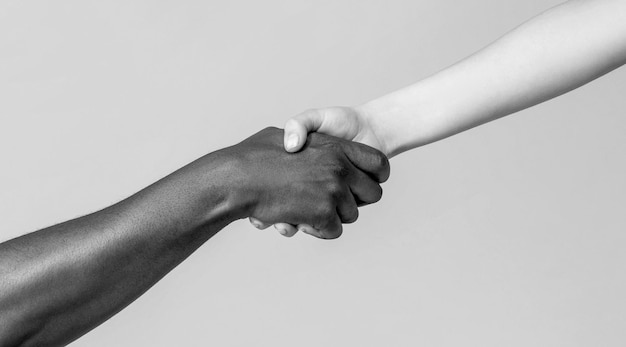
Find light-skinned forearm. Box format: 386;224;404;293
361;0;626;157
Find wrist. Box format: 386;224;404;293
193;149;257;225
357;97;414;158
357;79;451;158
129;149;255;236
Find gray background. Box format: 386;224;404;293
1;0;625;346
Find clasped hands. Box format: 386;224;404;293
236;106;388;239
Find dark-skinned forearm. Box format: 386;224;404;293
0;127;390;346
0;150;247;346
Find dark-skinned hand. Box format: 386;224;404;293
221;127;389;239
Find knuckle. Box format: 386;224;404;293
284;118;300;131
333;164;350;179
320;161;350;181
251;127;280;143
317;204;335;218
326;180;344;196
261;126;279;134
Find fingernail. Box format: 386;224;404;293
252;221;261;229
286;134;299;150
277;227;288;236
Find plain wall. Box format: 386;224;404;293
1;1;625;346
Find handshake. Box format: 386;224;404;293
202;122;389;240
146;106;390;241
0;107;390;346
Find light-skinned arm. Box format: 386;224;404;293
253;0;626;237
0;127;389;346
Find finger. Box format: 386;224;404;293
249;217;271;230
346;167;384;206
341;141;390;183
283;109;325;153
275;223;298;237
296;224;320;237
336;190;359;224
315;214;343;240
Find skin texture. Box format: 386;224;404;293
0;127;389;346
253;0;626;236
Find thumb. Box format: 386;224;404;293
283;109;325;153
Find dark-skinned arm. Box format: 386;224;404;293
0;127;389;346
